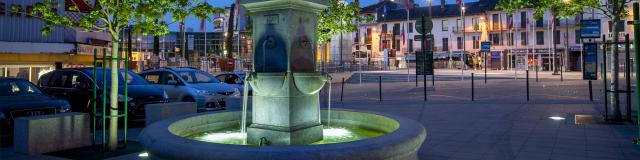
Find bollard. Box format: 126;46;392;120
379;76;382;101
526;70;530;101
432;74;435;87
471;73;475;101
536;67;539;82
589;80;593;101
341;78;345;102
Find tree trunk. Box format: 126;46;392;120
610;17;622;121
153;35;159;68
226;4;236;59
108;37;120;151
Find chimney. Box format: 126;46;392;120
441;0;445;9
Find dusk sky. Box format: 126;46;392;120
169;0;476;31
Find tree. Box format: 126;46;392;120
497;0;629;121
29;0;221;150
317;0;371;69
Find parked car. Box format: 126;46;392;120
216;72;252;95
38;68;168;122
0;78;71;147
139;67;238;111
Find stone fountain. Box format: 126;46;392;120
138;0;427;159
243;0;328;145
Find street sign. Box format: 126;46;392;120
580;19;601;38
583;43;598;80
415;17;433;35
416;51;434;75
481;42;491;52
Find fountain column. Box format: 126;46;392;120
241;0;329;145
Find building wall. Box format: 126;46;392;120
0;0;66;43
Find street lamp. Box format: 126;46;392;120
461;6;466;80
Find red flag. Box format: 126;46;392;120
456;0;462;6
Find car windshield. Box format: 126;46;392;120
86;69;148;86
177;70;221;84
0;80;42;96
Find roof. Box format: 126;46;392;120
364;0;499;22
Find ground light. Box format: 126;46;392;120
548;116;566;121
138;152;149;157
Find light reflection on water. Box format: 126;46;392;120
188;125;385;145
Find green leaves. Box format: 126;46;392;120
497;0;627;20
32;0;224;38
318;0;370;43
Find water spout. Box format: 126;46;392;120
241;73;250;134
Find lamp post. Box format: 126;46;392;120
461;6;466;80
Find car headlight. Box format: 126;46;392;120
117;94;134;102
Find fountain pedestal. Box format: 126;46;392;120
242;0;329;145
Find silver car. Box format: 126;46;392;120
139;67;239;111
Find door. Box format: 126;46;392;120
160;71;186;102
65;71;93;112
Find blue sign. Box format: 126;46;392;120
490;51;501;58
583;43;598;80
481;42;491;52
580;20;601;39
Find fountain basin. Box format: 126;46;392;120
138;109;427;160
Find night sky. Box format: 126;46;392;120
169;0;476;31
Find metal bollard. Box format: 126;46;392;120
341;78;345;102
379;76;382;101
589;80;593;101
526;70;530;101
472;73;475;101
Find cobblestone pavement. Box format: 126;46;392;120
326;69;640;160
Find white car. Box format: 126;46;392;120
139;67;239;111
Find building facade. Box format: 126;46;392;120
356;0;635;71
0;0;111;83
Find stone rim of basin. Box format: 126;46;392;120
138;109;426;159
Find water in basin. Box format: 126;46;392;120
187;124;385;145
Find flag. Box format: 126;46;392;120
456;0;462;6
404;0;412;11
402;23;406;44
509;17;514;31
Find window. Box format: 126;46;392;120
177;71;220;84
381;24;387;34
472;36;479;49
354;29;359;43
162;72;179;85
535;19;544;28
521;32;528;45
456;19;461;31
442;38;449;51
0;80;41;96
472;18;478;31
393;23;400;35
394;39;400;50
457;37;463;49
492;14;500;30
366;28;372;44
554;30;560;44
491;34;500;45
506;15;513;29
536;31;544;45
520;11;527;28
608;21;625;32
442;20;448;31
408;23;413;33
508;33;514;46
0;2;5;16
144;72;161;84
575;30;581;44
